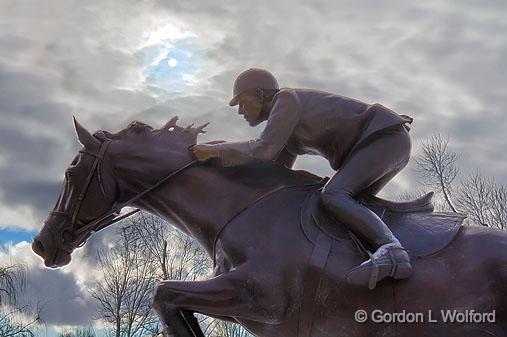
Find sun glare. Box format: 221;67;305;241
139;22;198;94
168;58;178;67
144;23;192;47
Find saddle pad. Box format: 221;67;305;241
300;188;466;257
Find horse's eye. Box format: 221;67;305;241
65;170;75;180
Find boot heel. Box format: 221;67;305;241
394;263;413;279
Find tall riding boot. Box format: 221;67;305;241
321;191;413;289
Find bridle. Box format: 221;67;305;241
46;136;318;270
47;139;196;254
46;137;321;270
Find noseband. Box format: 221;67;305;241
48;139;196;253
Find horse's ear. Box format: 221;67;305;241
73;116;100;153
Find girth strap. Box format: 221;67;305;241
298;231;332;337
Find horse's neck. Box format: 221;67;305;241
124;165;284;256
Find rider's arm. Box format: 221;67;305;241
218;90;301;167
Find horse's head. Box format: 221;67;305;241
32;116;207;268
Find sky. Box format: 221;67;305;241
0;0;506;333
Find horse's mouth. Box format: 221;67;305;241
44;249;72;268
33;239;72;268
32;231;73;268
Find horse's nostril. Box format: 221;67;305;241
32;238;45;257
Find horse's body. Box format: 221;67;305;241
33;118;507;337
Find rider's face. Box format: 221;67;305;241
237;91;263;126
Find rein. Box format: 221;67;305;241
211;184;297;267
74;159;197;238
52;138;318;272
49;138;197;252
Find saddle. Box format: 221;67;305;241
300;186;466;257
297;185;466;337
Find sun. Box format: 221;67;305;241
138;23;198;93
168;58;178;68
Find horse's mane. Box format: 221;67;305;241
103;120;154;139
100;118;323;188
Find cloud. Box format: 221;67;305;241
0;227;122;326
0;0;506;327
0;0;505;229
1;242;92;325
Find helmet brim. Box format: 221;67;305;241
229;95;240;107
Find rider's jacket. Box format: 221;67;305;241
218;88;412;169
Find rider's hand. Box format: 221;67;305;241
191;144;221;162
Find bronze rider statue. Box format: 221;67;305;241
192;68;414;289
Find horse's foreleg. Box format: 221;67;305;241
152;306;200;337
152;268;272;337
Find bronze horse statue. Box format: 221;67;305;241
32;117;507;337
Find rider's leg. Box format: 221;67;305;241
321;126;410;247
358;168;401;201
320;125;411;288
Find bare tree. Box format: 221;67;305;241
456;170;507;228
415;134;459;212
121;212;214;335
0;264;26;306
93;212;251;337
456;170;493;226
0;305;40;337
89;228;158;337
57;326;96;337
208;320;254;337
413;133;507;229
121;214;171;281
488;184;507;229
166;230;211;282
0;263;40;337
0;263;39;337
121;212;256;336
122;212;211;282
